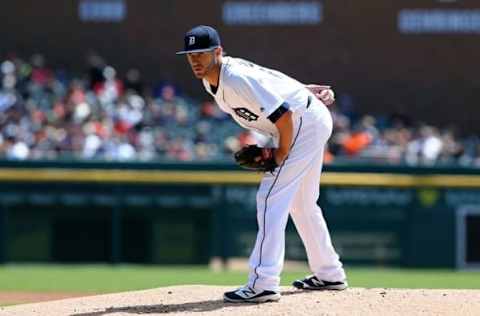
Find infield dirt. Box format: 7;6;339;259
1;285;479;316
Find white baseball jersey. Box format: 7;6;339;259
202;56;345;292
202;56;313;145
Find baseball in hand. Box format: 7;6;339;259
318;89;335;106
305;84;335;106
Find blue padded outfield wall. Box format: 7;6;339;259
0;160;479;268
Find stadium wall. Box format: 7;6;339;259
0;160;479;268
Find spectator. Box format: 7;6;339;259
124;68;145;96
342;116;376;156
0;53;478;166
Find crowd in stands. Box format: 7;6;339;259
0;53;479;166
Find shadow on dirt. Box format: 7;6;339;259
70;290;305;316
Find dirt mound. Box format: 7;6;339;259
1;285;479;316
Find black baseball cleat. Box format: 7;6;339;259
223;285;281;303
292;275;348;290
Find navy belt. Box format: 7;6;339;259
306;95;312;109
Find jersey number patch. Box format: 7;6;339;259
233;108;259;122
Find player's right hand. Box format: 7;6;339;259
305;84;335;106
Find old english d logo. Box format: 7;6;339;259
234;108;259;122
188;36;195;46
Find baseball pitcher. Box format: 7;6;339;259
177;25;347;303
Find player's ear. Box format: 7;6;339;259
214;46;223;57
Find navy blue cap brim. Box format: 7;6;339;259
176;46;219;55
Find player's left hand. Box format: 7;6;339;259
305;84;335;106
234;145;278;172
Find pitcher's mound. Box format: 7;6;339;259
1;285;479;316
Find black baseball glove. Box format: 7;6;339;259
234;145;278;172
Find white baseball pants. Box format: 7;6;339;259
247;97;346;292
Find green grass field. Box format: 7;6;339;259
0;264;479;294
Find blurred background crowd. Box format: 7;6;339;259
0;53;479;166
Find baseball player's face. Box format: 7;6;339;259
186;51;216;79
